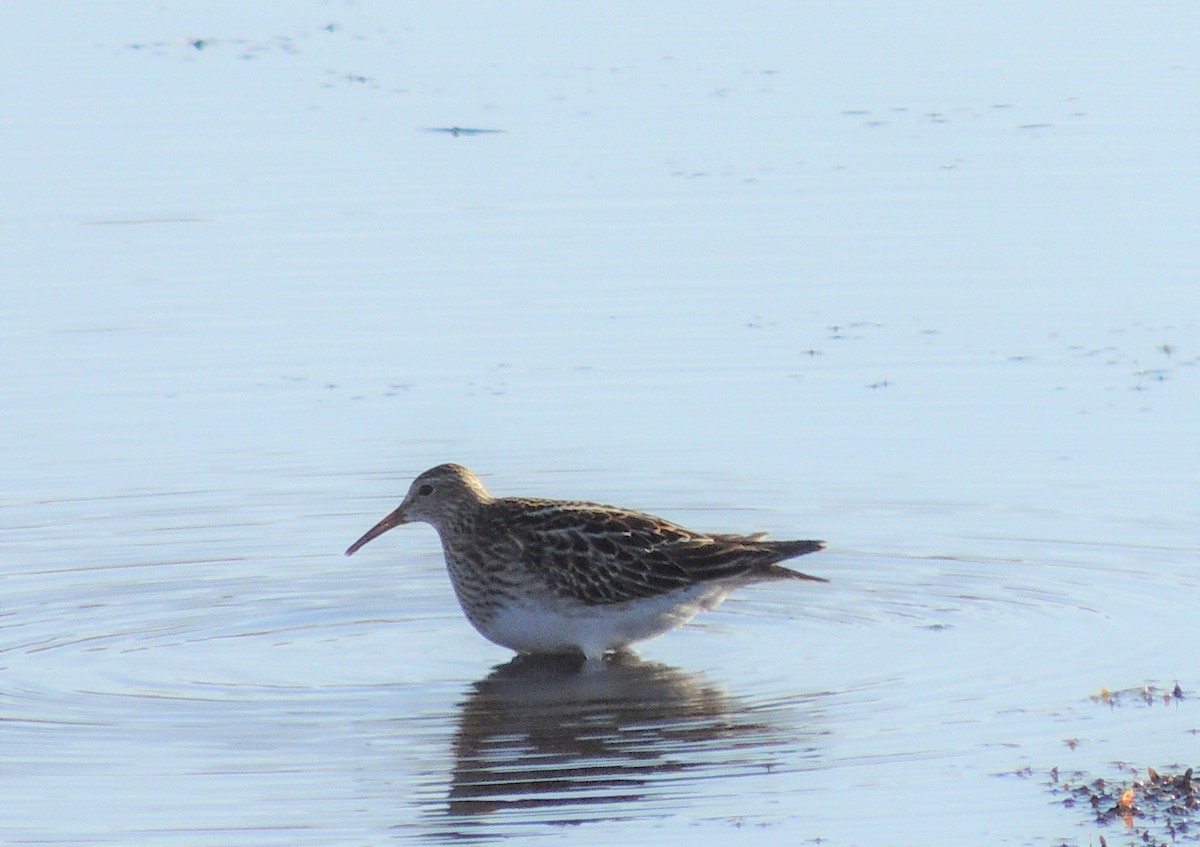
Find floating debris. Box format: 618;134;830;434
1090;683;1186;708
424;127;505;137
1049;765;1198;845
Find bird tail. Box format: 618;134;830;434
771;539;826;559
762;539;827;582
762;564;828;583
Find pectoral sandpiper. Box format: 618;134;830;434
345;464;826;660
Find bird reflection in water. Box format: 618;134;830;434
426;652;827;835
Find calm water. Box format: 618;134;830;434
3;3;1198;845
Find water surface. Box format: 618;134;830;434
3;3;1198;845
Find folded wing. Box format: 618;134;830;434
493;498;826;605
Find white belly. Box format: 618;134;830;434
474;584;734;661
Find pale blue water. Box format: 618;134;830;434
3;3;1198;845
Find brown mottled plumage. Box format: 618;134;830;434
346;464;826;660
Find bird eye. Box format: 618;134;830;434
418;484;433;496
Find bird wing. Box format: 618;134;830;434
490;497;824;605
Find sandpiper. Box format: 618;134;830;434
345;464;826;660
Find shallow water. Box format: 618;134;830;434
3;3;1198;845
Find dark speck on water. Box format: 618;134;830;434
426;127;506;137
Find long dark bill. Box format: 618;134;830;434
345;506;408;556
